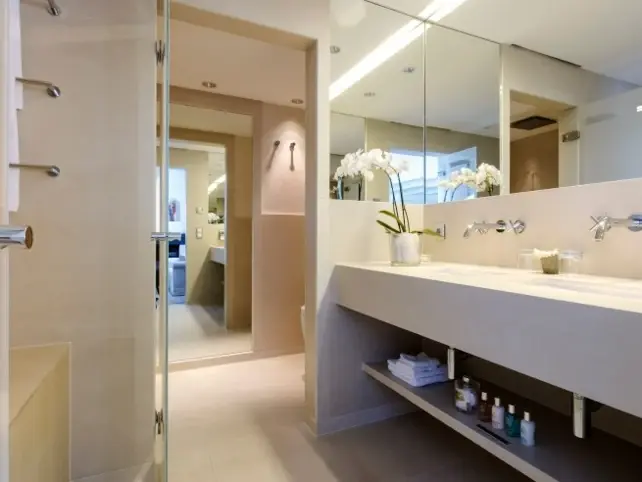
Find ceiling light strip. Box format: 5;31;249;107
330;0;470;100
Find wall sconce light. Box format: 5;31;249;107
289;142;296;151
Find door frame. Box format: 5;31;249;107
0;0;11;479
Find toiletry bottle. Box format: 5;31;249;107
478;392;491;423
492;398;504;430
520;411;536;446
505;404;520;437
455;376;477;413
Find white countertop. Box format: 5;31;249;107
210;246;225;265
336;261;642;314
335;261;642;420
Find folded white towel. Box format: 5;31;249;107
390;368;448;387
398;352;440;369
387;359;446;378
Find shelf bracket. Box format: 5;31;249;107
447;347;455;380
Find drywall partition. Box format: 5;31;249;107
168;0;331;432
423;176;642;279
500;44;637;190
314;201;425;434
253;103;306;353
10;1;156;479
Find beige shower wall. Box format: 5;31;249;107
364;118;500;201
9;1;156;479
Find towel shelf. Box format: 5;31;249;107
9;163;60;177
16;77;61;98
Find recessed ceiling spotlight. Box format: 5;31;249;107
330;45;341;54
637;105;642;113
202;81;217;89
291;98;304;105
364;92;376;97
402;66;416;74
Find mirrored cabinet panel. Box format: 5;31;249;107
330;0;642;203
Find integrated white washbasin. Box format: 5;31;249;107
527;275;642;299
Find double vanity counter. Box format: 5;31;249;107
335;261;642;481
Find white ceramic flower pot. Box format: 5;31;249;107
389;233;421;266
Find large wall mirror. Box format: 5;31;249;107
330;0;642;202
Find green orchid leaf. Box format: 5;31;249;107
376;220;401;233
378;209;405;230
421;228;442;237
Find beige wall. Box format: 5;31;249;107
9;1;156;479
510;130;559;193
259;104;306;214
364;118;500;201
227;135;253;330
254;102;305;350
167;147;224;305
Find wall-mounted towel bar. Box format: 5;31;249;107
46;0;61;16
16;77;61;98
9;163;61;177
0;225;33;250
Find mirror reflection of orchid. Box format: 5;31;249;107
334;148;440;236
439;163;501;202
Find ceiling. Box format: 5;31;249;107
167;18;306;107
165;1;642;153
169;104;253;137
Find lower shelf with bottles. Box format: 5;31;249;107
362;362;641;482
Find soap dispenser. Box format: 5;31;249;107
492;397;504;430
520;411;536;446
505;404;520;438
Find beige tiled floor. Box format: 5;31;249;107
168;304;251;363
168;354;529;481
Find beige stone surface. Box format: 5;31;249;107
10;345;69;482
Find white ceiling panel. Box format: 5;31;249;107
436;0;642;85
168;19;306;107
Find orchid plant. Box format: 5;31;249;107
439;163;501;202
334;148;440;237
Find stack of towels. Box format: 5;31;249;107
387;352;448;387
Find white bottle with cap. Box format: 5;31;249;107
491;397;504;430
520;411;536;446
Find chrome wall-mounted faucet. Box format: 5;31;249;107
590;214;642;241
463;219;526;238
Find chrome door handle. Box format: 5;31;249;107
151;232;182;242
0;225;34;249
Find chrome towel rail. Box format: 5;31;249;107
16;77;61;98
9;163;61;177
0;226;33;250
46;0;61;16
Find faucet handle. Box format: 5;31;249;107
507;219;526;234
589;215;608;232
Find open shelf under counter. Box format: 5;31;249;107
336;262;642;420
363;362;642;482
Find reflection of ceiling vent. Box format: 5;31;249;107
510;115;557;131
